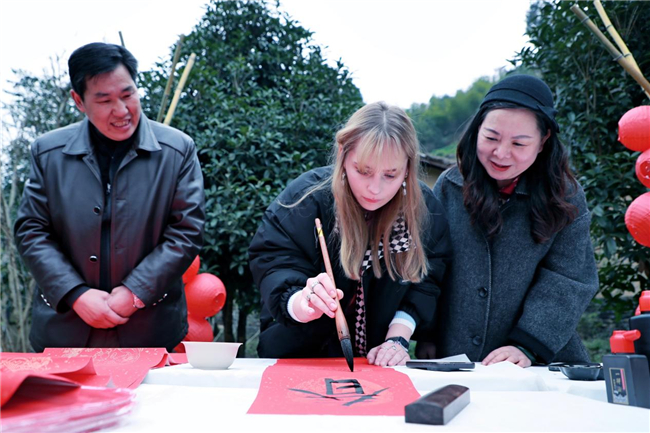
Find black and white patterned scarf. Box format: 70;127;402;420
354;216;411;356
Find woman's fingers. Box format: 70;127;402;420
482;347;507;365
315;273;338;299
300;287;316;315
482;346;530;368
516;357;532;368
305;274;344;318
367;346;379;364
368;341;409;367
309;294;335;318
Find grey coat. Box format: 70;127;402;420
430;167;598;363
14;115;205;351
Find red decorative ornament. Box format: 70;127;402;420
185;273;227;318
636;149;650;189
186;315;214;341
174;315;214;352
625;192;650;247
618;106;650;152
183;255;201;284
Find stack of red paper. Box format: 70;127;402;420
0;349;187;432
1;377;135;432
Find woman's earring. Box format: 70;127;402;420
402;180;407;196
342;172;346;185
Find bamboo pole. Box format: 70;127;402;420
570;5;650;99
157;35;185;122
119;31;126;47
592;0;642;74
163;53;197;126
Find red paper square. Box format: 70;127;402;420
247;358;421;415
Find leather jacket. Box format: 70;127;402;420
14;115;205;351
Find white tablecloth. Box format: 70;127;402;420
528;366;608;402
144;358;276;389
144;358;578;396
133;357;650;432
109;384;650;432
393;361;549;392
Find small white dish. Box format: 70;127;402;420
182;341;242;370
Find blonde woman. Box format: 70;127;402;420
249;102;450;366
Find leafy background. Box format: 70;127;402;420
2;0;648;360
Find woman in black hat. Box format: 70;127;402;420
417;74;599;367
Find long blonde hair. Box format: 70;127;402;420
332;102;428;282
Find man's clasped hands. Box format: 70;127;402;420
72;286;139;328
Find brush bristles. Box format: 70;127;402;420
340;337;354;372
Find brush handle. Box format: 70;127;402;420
315;218;351;340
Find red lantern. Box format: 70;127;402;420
618;106;650;152
184;273;227;318
625;192;650;247
183;255;201;284
637;149;650;189
174;315;214;352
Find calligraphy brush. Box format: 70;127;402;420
315;218;354;372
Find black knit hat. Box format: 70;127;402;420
480;74;559;132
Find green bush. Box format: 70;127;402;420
408;77;494;153
139;0;363;353
515;0;650;324
1;64;83;352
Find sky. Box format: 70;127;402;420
0;0;531;113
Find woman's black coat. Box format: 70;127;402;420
249;167;451;358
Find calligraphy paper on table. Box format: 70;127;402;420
0;378;135;432
0;369;79;408
168;353;188;365
247;358;421;415
0;353;110;405
43;347;169;388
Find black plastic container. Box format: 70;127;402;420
603;354;650;409
603;330;650;409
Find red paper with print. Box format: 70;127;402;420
1;378;134;432
1;353;136;430
0;353;110;406
43;347;169;388
0;370;79;408
247;358;421;415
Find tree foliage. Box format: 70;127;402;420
1;62;82;352
407;77;494;153
515;0;650;318
139;0;363;350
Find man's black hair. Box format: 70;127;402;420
68;42;138;99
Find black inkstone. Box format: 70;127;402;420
405;384;470;425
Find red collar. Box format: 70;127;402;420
498;177;520;196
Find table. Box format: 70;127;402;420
143;358;276;389
133;358;650;431
144;358;598;398
110;384;650;432
529;365;608;402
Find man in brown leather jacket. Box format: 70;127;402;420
14;43;205;351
